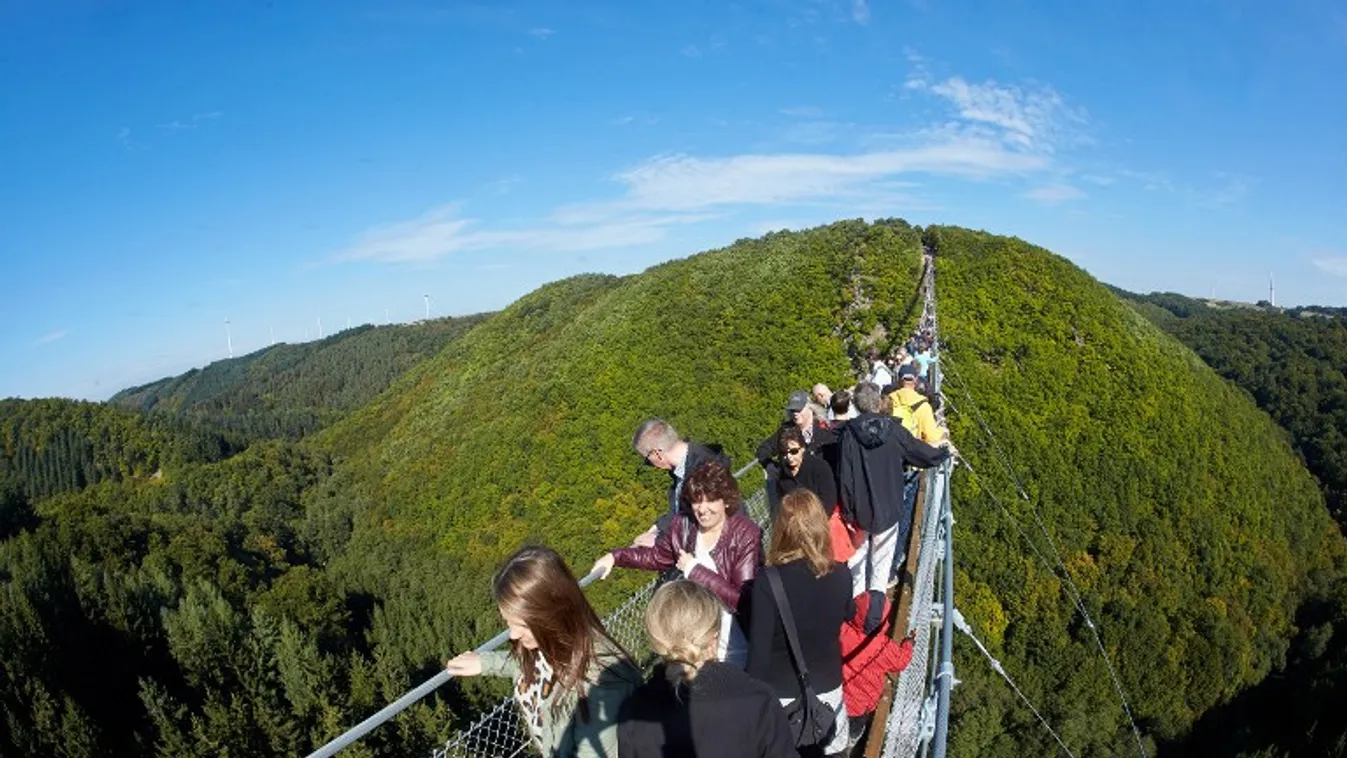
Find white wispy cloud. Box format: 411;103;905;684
529;27;555;39
1311;256;1347;277
906;74;1088;153
1023;183;1086;205
33;330;67;347
681;44;702;58
337;206;715;264
852;0;871;25
338;56;1092;265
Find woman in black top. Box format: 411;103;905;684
769;426;838;517
747;489;854;757
619;580;793;758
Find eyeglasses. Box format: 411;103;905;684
781;447;804;457
640;448;661;466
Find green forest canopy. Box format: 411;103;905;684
1;220;1343;757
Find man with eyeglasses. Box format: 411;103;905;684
630;418;730;547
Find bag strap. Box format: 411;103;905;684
765;566;814;689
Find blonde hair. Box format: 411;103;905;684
768;489;834;578
645;580;721;682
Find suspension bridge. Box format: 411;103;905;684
306;248;1146;758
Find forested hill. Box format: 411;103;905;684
1118;288;1347;756
2;220;1344;757
1120;290;1347;527
918;226;1343;755
109;315;486;442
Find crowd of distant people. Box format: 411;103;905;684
445;332;954;757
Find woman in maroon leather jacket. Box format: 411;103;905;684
593;461;763;666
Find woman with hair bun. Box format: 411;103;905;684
617;580;793;758
445;545;640;757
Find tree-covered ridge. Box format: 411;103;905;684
311;218;927;679
0;399;233;538
925;226;1345;756
110;315;486;442
1113;289;1347;757
1121;289;1347;528
2;220;1343;757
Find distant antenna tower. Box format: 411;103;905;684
424;294;430;321
225;318;234;358
317;316;324;339
1269;273;1276;307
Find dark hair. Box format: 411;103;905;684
680;461;743;514
493;545;632;715
777;425;806;455
830;389;852;415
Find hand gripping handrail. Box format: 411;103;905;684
305;459;761;758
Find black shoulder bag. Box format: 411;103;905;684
765;566;837;748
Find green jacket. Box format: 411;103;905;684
479;641;639;757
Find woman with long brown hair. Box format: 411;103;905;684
445;545;640;757
747;489;853;757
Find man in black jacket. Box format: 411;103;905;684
631;418;730;546
838;382;950;632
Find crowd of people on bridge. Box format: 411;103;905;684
445;334;954;758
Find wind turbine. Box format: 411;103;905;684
424;294;431;321
317;316;324;339
225;318;234;358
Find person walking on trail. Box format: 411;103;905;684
889;365;945;445
444;546;640;758
746;489;854;758
839;592;914;749
768;426;837;518
593;461;761;667
630;418;729;547
618;580;794;758
812;383;834;423
836;383;951;633
867;349;893;389
755;390;838;470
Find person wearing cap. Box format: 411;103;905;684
888;365;945;444
753;390;837;468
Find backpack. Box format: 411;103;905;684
891;394;927;436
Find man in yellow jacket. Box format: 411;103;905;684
889;365;946;444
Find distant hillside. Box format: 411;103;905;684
2;221;1343;757
109;316;486;441
1118;288;1347;757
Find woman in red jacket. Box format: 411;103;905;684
593;461;762;667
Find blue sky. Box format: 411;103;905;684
2;0;1345;400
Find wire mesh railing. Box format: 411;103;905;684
430;481;769;758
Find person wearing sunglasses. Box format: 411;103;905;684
768;426;837;520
